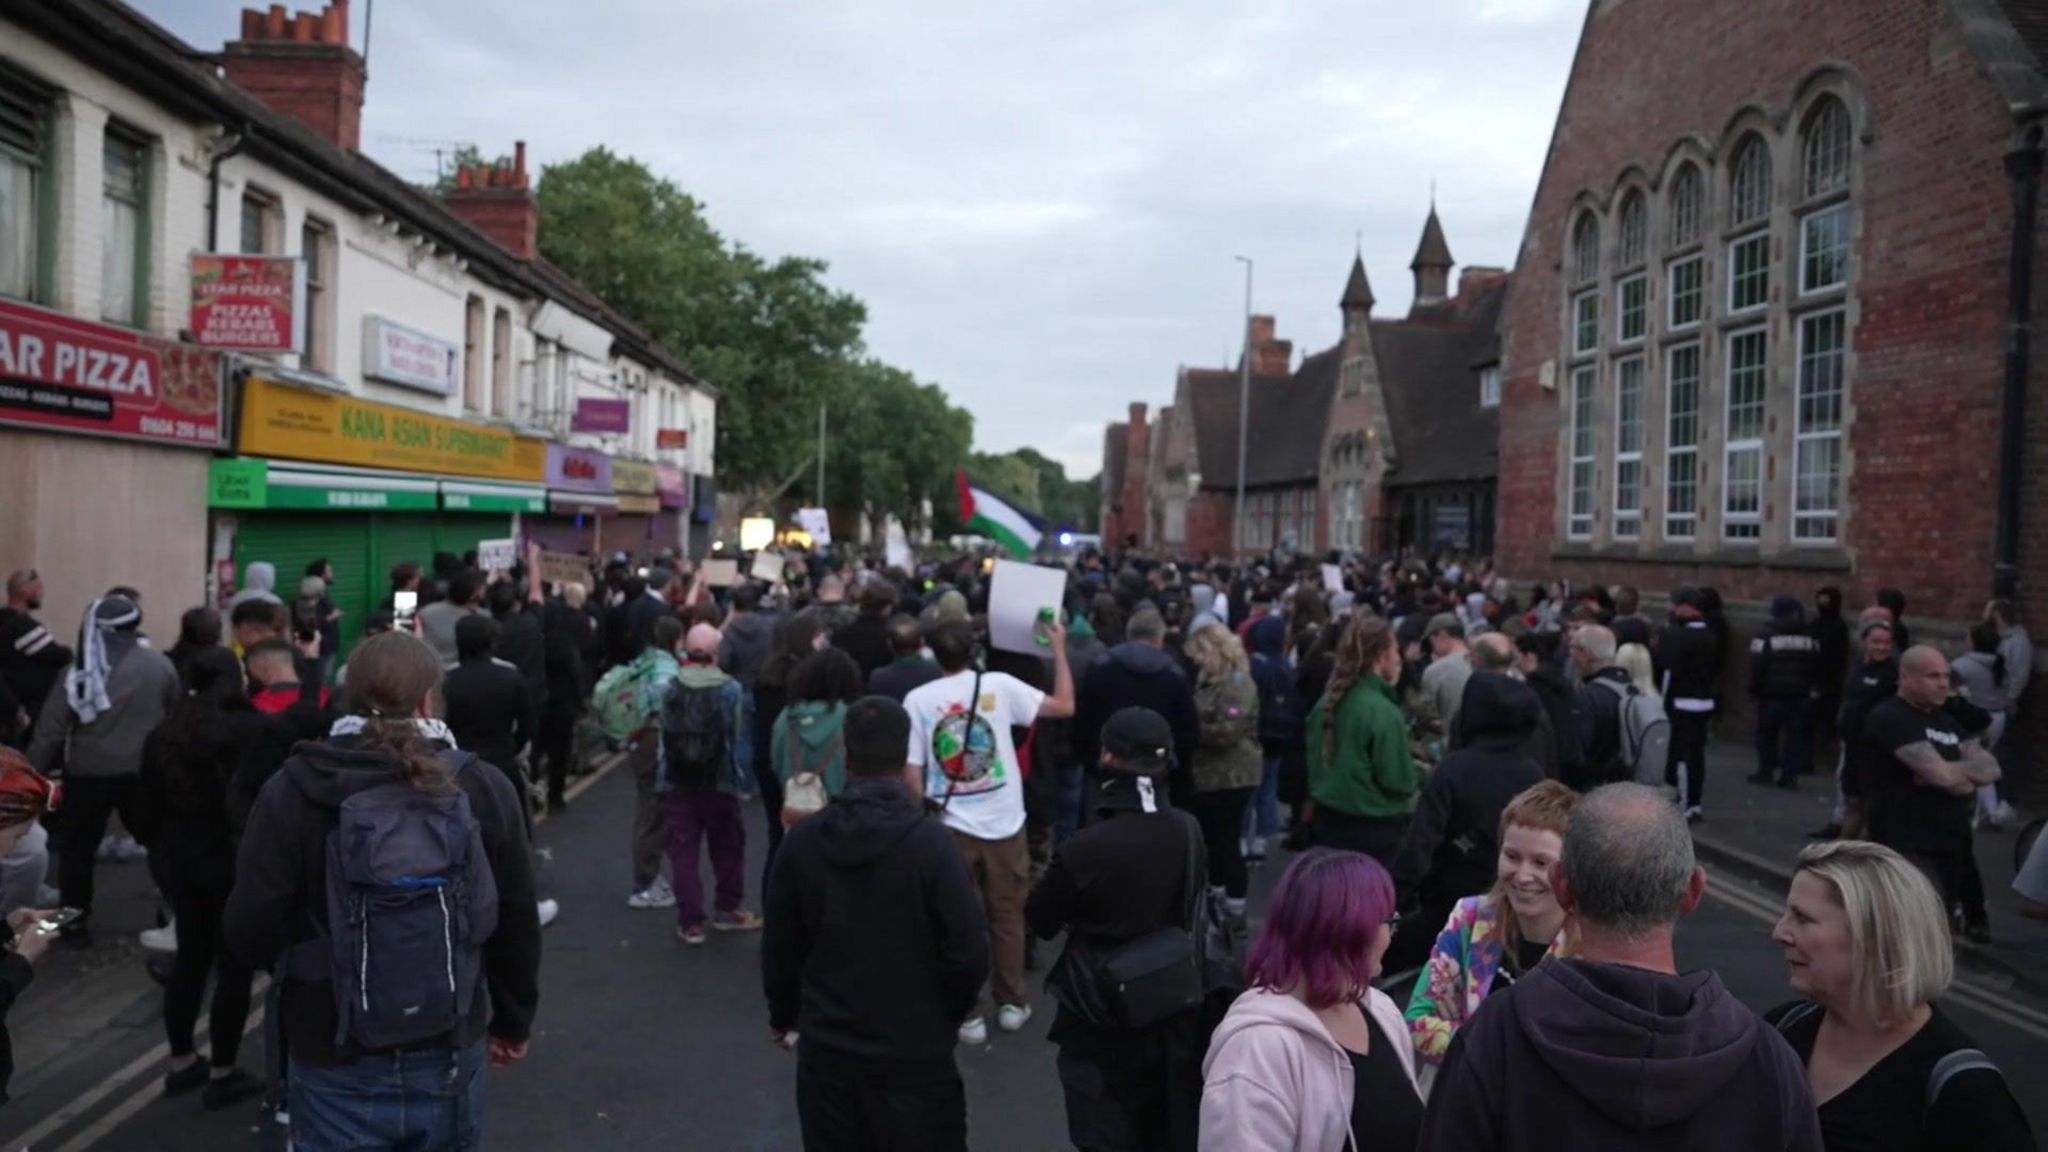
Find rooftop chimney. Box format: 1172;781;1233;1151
444;141;539;260
1245;314;1292;377
223;2;365;152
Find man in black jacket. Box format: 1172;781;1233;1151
1658;586;1721;823
486;578;547;718
1028;707;1205;1152
1810;587;1850;767
1448;634;1558;778
763;696;988;1152
1567;625;1631;791
1747;595;1820;790
1812;612;1898;840
0;569;71;749
442;617;537;788
868;615;943;703
832;580;898;681
1071;610;1200;801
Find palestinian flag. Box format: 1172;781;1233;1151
958;470;1044;558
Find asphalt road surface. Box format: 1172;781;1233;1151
13;761;2046;1151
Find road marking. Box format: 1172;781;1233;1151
9;749;628;1151
1703;868;2048;1041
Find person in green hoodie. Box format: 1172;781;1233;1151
1305;614;1419;864
770;648;865;822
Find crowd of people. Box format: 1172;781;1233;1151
0;543;2039;1151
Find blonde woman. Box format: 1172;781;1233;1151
1615;641;1658;703
1185;621;1262;918
1768;840;2032;1151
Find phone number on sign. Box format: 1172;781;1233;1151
139;416;219;441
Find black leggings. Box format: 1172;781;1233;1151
537;708;578;803
1189;787;1255;900
163;875;255;1066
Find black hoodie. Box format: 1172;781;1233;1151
1072;641;1201;796
761;777;988;1064
224;736;541;1066
1419;959;1822;1152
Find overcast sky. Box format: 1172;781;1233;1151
150;0;1583;479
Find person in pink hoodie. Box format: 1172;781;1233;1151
1199;849;1420;1152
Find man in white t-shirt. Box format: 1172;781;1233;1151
905;617;1074;1045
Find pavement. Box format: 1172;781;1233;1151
2;745;2046;1150
1684;737;2048;995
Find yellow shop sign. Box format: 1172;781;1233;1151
238;376;545;483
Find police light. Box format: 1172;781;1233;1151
1059;532;1074;547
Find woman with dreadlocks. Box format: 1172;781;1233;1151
1302;615;1418;864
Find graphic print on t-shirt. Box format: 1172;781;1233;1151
932;698;1003;794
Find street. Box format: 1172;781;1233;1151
7;760;2046;1151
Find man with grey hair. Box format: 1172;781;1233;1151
1419;783;1822;1152
1567;624;1632;791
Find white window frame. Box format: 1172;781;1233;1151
1799;204;1850;296
1567;365;1597;540
1722;328;1769;542
1728;234;1770;314
1668;256;1703;330
100;128;146;326
463;295;486;412
1479;365;1502;408
1793;310;1847;544
1572;291;1600;356
1617;274;1648;345
1668;165;1701;250
1612;357;1645;539
1664;343;1701;541
300;216;334;371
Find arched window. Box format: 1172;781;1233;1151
1668;163;1701;249
1802;98;1852;199
1571;213;1600;283
1618;191;1647;268
1730;134;1772;228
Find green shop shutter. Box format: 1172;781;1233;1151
367;517;441;601
232;513;373;651
434;513;512;564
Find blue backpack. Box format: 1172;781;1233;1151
1252;654;1304;746
297;751;499;1050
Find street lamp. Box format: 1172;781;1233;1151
1233;255;1253;555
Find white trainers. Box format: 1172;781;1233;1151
536;899;560;928
139;922;177;952
627;878;677;910
1988;801;2019;831
112;836;148;862
996;1003;1033;1033
957;1017;988;1045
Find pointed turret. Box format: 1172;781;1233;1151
1411;208;1454;306
1341;253;1375;313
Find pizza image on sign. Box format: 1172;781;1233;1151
190;254;303;353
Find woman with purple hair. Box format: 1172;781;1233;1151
1199;850;1421;1151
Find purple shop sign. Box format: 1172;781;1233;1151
546;442;612;493
658;465;689;510
572;397;632;435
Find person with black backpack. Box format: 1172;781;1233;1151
658;622;759;946
224;631;540;1150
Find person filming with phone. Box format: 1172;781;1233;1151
0;746;63;1104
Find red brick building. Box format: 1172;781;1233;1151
1494;0;2048;633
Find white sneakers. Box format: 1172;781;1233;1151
97;836;147;862
627;878;677;910
139;921;177;952
536;899;560;928
996;1003;1032;1033
957;1017;988;1045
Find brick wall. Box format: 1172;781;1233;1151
1185;491;1234;558
1121;404;1151;547
1495;0;2031;626
221;3;365;152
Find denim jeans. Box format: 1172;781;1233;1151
1242;755;1282;842
1054;761;1085;849
289;1041;486;1151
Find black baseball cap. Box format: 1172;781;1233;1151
1100;707;1173;774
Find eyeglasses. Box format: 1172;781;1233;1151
1384;911;1404;933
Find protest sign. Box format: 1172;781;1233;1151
988;559;1067;656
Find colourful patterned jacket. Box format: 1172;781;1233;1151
1403;894;1568;1066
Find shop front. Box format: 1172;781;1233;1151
608;458;669;559
217;375;546;646
526;442;615;557
0;298;226;639
657;466;690;557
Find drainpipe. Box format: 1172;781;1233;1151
204;129;248;253
1994;125;2043;602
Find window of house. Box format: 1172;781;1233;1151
1572;213;1600;284
1618;192;1646;269
491;307;512;417
240;187;279;254
1572;291;1599;356
1730;134;1773;228
1618;275;1648;344
1730;234;1770;312
0;69;50;301
1802;98;1853;199
1669;256;1704;328
300;218;333;370
463;295;485;411
1800;206;1850;294
1794;310;1847;542
1568;365;1596;540
1668;163;1701;249
1613;357;1645;539
100;129;147;326
1303;488;1316;546
1665;343;1701;541
1479;365;1502;408
1723;329;1769;541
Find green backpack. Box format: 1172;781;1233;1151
593;657;662;746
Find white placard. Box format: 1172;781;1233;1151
1321;563;1344;595
700;558;741;587
795;507;832;546
739;517;777;553
885;519;913;571
988;559;1067;656
750;550;786;585
478;538;518;573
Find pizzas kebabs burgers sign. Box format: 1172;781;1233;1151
0;298;223;449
